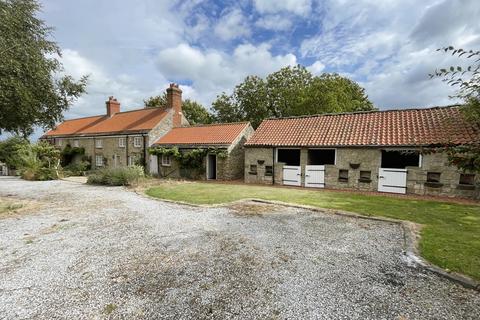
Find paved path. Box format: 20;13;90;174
0;177;478;319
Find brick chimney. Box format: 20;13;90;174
166;83;182;127
106;96;120;117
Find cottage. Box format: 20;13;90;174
244;106;480;199
41;84;188;172
150;122;254;180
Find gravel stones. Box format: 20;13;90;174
0;177;479;319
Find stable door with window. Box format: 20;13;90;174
378;150;420;194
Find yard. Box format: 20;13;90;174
1;177;479;319
146;181;480;282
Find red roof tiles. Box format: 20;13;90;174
245;106;480;147
43;108;169;137
154;122;250;146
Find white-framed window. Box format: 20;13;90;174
128;155;137;166
161;155;171;166
56;139;62;147
95;139;103;148
133;136;143;148
95;155;103;167
73;140;79;148
118;137;126;148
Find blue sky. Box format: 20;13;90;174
24;0;480;138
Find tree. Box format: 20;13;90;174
144;93;167;108
144;94;213;124
0;0;88;137
211;65;375;128
301;74;374;115
0;136;30;169
182;99;213;124
430;46;480;172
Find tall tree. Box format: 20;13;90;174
182;99;213;125
301;74;374;115
144;94;213;124
0;0;88;137
430;46;480;172
211;65;375;127
143;93;167;108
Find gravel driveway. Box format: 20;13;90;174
0;177;478;319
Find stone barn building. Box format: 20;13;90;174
244;106;480;199
150;122;254;180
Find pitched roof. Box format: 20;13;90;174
43;108;169;137
154;122;250;146
245;106;480;147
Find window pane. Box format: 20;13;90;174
308;149;335;165
277;149;300;166
427;172;441;183
381;150;419;168
459;174;475;185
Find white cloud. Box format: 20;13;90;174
156;42;297;104
60;49;165;118
299;0;480;108
214;9;251;40
307;61;325;75
254;0;312;16
255;14;293;31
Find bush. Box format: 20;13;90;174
63;161;90;176
87;165;145;186
21;167;58;181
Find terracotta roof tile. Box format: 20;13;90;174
245;106;480;147
154;122;250;146
43;108;169;137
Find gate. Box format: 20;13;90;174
305;165;325;188
378;168;407;194
283;166;301;186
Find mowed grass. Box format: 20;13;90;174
146;182;480;281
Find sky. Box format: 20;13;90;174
22;0;480;139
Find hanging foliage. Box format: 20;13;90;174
148;146;228;170
423;145;480;173
60;144;85;166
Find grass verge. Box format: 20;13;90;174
146;181;480;281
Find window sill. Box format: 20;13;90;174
248;172;257;175
161;164;171;167
456;184;475;190
265;173;273;177
338;178;348;183
358;178;371;183
424;182;443;188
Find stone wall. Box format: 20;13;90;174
244;146;479;199
56;135;147;169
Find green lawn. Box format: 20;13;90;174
146;182;480;281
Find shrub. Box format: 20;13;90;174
63;161;90;176
87;165;145;186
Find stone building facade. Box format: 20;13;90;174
245;147;480;199
151;123;254;181
244;107;480;200
42;84;188;172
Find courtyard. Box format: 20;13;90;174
0;177;479;319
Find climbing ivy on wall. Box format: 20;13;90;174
60;144;85;166
148;146;228;170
